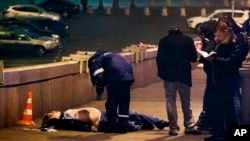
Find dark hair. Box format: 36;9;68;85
41;113;61;128
217;15;241;33
41;113;92;131
199;20;217;37
41;114;50;128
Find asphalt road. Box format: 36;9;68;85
0;7;219;68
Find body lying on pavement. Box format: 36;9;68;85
41;107;169;132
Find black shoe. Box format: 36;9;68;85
155;121;169;130
197;126;213;133
185;126;202;135
169;128;179;136
196;119;208;127
141;125;154;130
169;130;178;136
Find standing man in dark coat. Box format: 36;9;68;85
156;26;201;136
195;20;217;131
88;49;134;133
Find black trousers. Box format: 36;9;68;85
210;78;239;137
197;75;214;127
105;81;131;132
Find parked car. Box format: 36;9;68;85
186;9;249;31
38;0;81;18
27;18;70;37
0;19;60;39
0;27;60;56
2;4;61;21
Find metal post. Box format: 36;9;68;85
0;60;4;85
246;0;250;7
130;0;136;9
232;0;234;17
185;0;190;6
204;0;209;7
166;0;171;6
98;0;104;10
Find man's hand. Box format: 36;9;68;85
96;94;102;101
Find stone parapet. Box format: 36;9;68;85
0;47;159;129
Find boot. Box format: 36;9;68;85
117;117;129;133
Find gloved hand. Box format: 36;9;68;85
96;94;102;101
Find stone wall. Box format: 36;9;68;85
0;48;160;129
1;47;250;129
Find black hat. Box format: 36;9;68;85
199;20;217;36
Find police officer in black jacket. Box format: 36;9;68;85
88;49;134;133
196;20;217;131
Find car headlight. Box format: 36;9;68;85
52;34;59;39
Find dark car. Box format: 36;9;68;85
27;18;70;37
38;0;81;18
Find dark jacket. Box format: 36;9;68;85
88;50;134;93
212;34;243;83
41;114;91;132
156;28;197;87
242;18;250;36
199;20;217;76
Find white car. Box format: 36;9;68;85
187;9;249;31
2;4;61;21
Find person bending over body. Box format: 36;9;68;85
41;107;169;132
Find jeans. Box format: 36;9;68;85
163;81;195;131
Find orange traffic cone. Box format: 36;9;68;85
17;92;36;126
